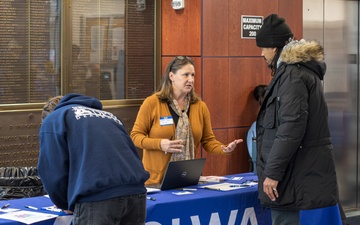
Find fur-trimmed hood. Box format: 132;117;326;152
280;39;326;80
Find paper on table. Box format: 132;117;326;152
0;208;20;213
146;187;161;193
199;176;229;182
0;210;58;224
172;191;194;195
229;176;243;181
200;182;253;191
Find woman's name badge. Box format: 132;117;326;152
160;116;174;126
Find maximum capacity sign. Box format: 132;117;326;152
241;15;263;39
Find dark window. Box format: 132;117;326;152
0;0;156;104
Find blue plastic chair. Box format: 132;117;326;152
246;121;257;175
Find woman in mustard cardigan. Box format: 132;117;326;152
130;56;243;185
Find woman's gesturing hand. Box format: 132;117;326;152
221;139;243;153
160;138;184;154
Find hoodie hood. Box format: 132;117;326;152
280;39;326;80
54;93;103;111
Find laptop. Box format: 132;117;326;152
147;158;206;191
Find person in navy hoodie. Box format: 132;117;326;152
38;93;150;225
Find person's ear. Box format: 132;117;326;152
169;72;174;82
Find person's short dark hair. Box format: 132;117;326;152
253;85;267;105
42;96;63;121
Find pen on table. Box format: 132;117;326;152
1;203;10;209
230;184;251;188
25;205;38;210
146;196;156;201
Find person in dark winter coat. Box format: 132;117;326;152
255;14;339;225
38;94;150;225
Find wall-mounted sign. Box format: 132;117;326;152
241;15;263;39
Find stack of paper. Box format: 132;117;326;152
200;182;255;191
146;187;161;193
199;176;229;182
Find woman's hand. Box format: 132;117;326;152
160;139;184;154
221;139;243;153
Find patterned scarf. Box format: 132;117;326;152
169;95;195;161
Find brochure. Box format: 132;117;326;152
200;182;256;191
199;176;229;182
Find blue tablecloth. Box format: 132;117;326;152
0;173;270;225
0;172;342;225
146;172;272;225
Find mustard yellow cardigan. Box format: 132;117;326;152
130;94;227;184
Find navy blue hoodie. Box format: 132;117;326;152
38;94;149;211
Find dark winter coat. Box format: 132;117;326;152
256;40;339;210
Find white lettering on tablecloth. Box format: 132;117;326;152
146;207;258;225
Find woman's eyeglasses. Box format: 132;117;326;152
174;56;193;61
169;56;193;71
